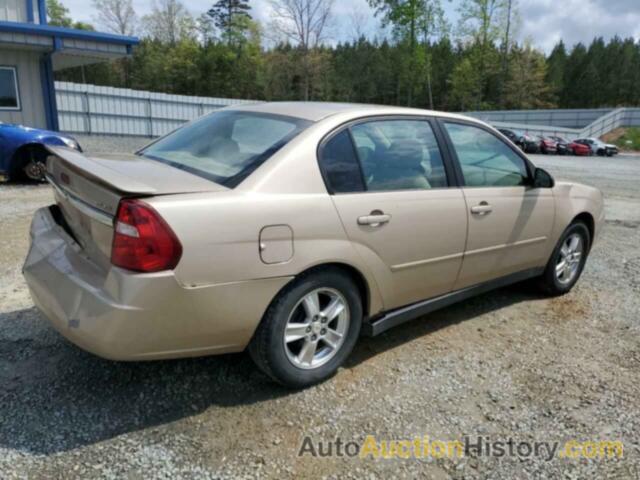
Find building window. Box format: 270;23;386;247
0;67;20;110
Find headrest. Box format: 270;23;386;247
211;138;239;155
384;140;424;169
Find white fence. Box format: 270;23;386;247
55;81;640;139
55;82;258;137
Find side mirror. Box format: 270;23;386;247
533;167;555;188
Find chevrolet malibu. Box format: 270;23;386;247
23;103;604;388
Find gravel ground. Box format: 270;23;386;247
1;150;639;479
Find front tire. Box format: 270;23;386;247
11;146;47;182
23;157;47;181
249;268;362;388
539;222;590;296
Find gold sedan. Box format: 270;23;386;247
23;103;604;387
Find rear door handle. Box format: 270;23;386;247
470;202;492;215
358;211;391;227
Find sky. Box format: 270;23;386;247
63;0;640;53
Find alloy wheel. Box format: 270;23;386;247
555;233;583;285
283;288;350;370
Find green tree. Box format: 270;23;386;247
562;42;588;107
47;0;94;29
457;0;506;108
47;0;73;27
503;44;554;109
430;36;458;109
585;37;607;106
615;38;640;106
545;40;566;104
368;0;448;107
449;57;482;110
196;13;217;45
50;0;640;112
497;0;519;106
92;0;138;35
207;0;252;47
269;0;335;101
262;44;298;100
142;0;196;45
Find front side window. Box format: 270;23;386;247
139;111;311;187
350;120;448;191
444;122;529;188
0;67;20;110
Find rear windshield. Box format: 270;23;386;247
139;111;311;187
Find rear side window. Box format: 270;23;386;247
351;120;448;191
319;130;365;193
444;122;529;187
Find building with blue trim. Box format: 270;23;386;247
0;0;138;130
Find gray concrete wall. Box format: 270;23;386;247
0;49;46;128
465;108;615;129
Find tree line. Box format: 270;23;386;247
50;0;640;111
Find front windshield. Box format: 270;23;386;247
140;110;311;188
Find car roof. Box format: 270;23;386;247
226;101;477;123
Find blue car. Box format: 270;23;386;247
0;123;82;181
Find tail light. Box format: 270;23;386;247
111;199;182;272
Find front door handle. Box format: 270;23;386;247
358;210;391;227
470;202;493;215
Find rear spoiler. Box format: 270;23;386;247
45;146;157;195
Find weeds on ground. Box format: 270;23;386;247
613;127;640;151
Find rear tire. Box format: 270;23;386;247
248;268;362;388
539;222;590;296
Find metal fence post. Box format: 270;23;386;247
147;97;153;137
84;90;92;135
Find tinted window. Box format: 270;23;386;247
350;120;448;191
319;130;365;193
444;122;529;187
140;111;310;187
0;67;19;109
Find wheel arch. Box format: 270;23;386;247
296;262;374;318
263;261;379;324
9;142;49;179
572;212;595;252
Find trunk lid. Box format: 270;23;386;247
45;146;225;269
